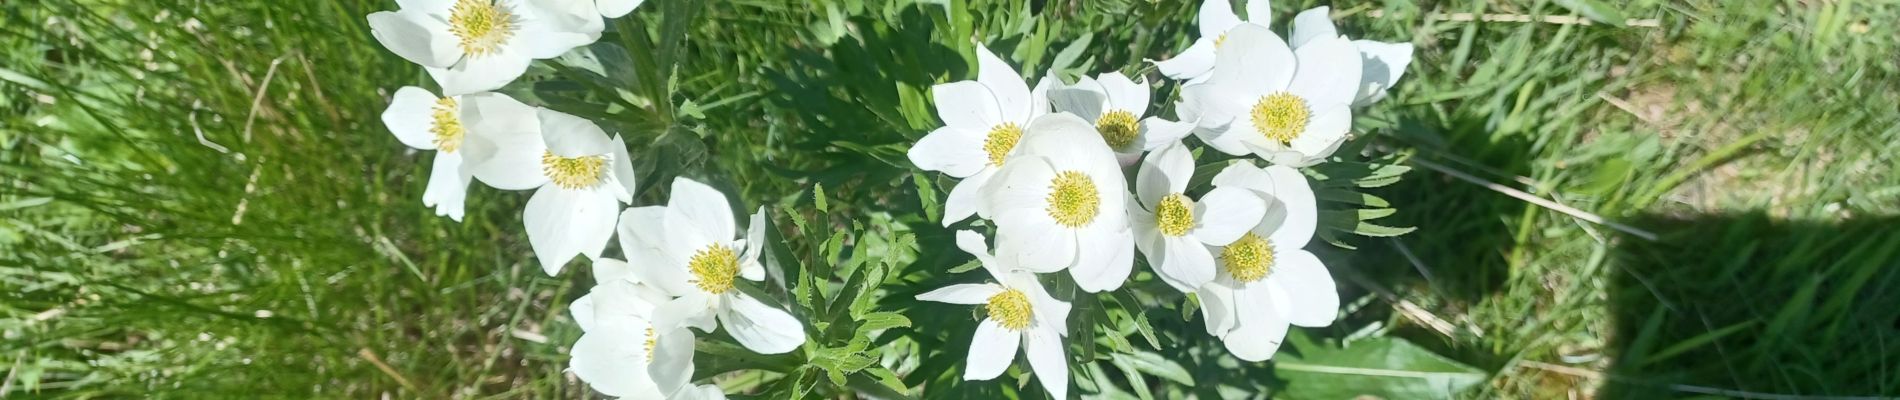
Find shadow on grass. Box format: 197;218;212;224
1600;212;1900;398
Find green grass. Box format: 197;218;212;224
3;0;1898;398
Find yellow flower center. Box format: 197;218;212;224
1096;110;1140;149
986;289;1034;331
687;243;740;294
540;151;609;190
1154;193;1194;237
429;97;464;153
1215;33;1229;49
982;122;1023;167
1250;92;1310;144
448;0;518;58
1044;171;1100;228
1222;233;1276;283
642;327;657;362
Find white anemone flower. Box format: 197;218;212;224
1178;23;1362;167
916;230;1071;400
1151;0;1276;83
1128;143;1266;293
462;107;636;275
1195;162;1337;362
381;86;481;221
1047;72;1195;166
983;113;1136;293
569;259;695;399
534;0;650;40
367;0;596;96
619;177;807;354
1279;7;1416;107
906;44;1054;227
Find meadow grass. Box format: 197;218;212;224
3;0;1897;398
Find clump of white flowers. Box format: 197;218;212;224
906;0;1412;396
368;1;807;398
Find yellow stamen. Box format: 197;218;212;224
429;97;464;153
448;0;518;57
540;151;608;190
1096;110;1140;149
983;122;1023;167
1250;92;1310;144
687;243;740;294
643;327;657;362
1045;171;1100;228
986;289;1034;331
1222;233;1275;283
1215;33;1229;49
1154;193;1194;237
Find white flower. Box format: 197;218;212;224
533;0;650;39
906;44;1054;227
368;0;596;96
570;259;696;399
983;113;1136;292
1177;23;1361;167
1279;7;1416;107
1151;0;1276;83
619;177;807;354
916;230;1071;400
1047;72;1195;166
462;107;636;275
1129;143;1265;292
381;86;477;221
1195;162;1336;362
666;384;726;400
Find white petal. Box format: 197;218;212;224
719;294;806;354
597;0;645;18
366;10;461;68
1289;105;1350;161
647;327;697;394
973;44;1033;124
1267;249;1337;327
1156;37;1218;82
1069;225;1133;293
537;108;613;156
1192;186;1265;245
1097;72;1149;114
996;220;1075;274
739;208;767;281
458;92;549;190
1156;235;1216;293
611;135;638;201
1048;87;1107;123
1222;282;1290;361
1197;283;1239;336
954;230;1012;279
1352;40;1414;107
984;156;1057;219
1017;274;1071;336
917;283;1005;305
1136;142;1194;205
383;86;442;150
1288;6;1337;49
941;168;994;225
1016;113;1118;177
1263;165;1317;248
570;324;659;397
422;151;471;221
1138;119;1195;153
1209;23;1295;97
619;206;695;295
525;186;619;276
1197;0;1243;39
964;319;1020;380
427;47;531;96
1244;0;1274;23
397;0;453;13
933;81;1004;131
1023;326;1069;400
909;127;989;179
509;0;599;59
1029;74;1054;118
667;177;737;241
667;384;727;400
592;258;634;285
652;292;717;333
570;293;598;332
1288;35;1364;109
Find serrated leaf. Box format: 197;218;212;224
913;172;942;223
947;259;983;273
866;367;910;395
1275;337;1486;399
813;182;830;214
1351;221;1417;237
856;311;912;332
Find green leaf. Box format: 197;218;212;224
856;311;912;332
1553;0;1627;27
947;259;983;273
1108;351;1195;386
813;182;830;214
1275;337;1486;399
